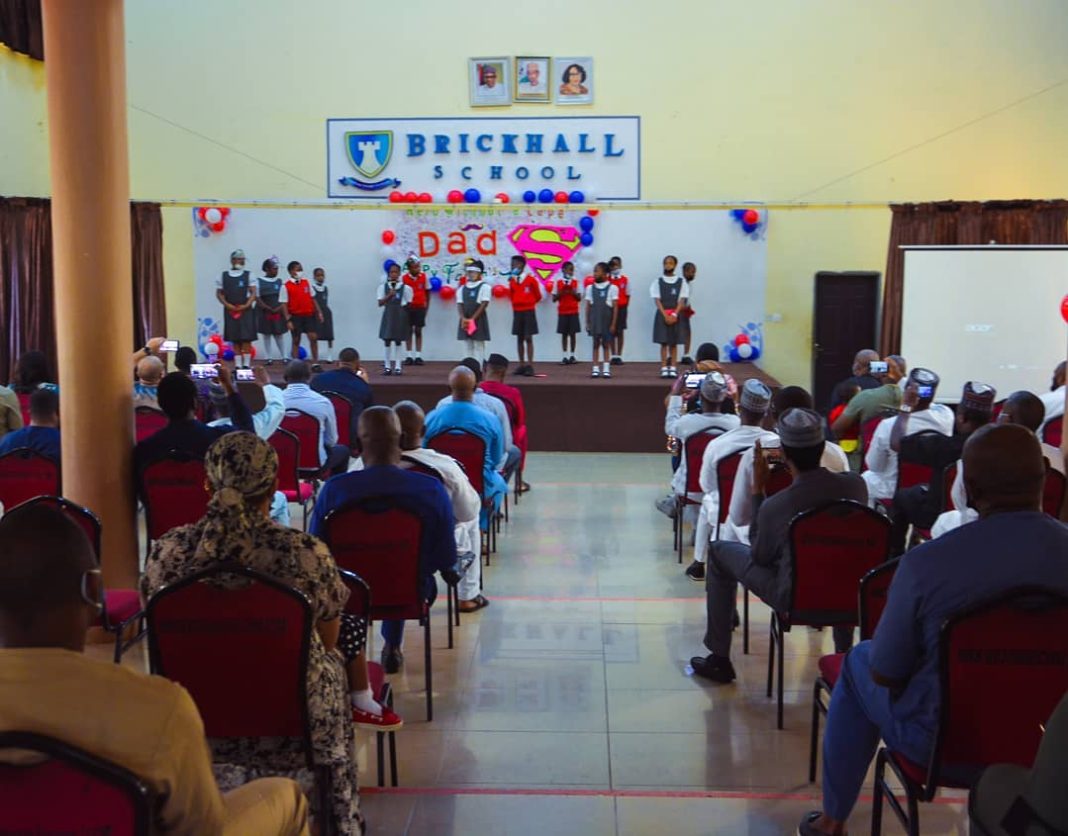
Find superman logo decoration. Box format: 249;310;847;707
506;225;583;281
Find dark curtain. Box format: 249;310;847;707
880;199;1068;354
0;0;43;61
0;198;166;381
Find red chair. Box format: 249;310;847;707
139;453;209;542
1042;466;1066;518
767;500;891;729
0;448;60;510
427;428;495;561
269;428;315;530
1041;418;1062;449
337;568;400;787
145;563;334;831
808;557;900;782
764;465;794;497
0;731;152;835
322;391;353;450
133;406;167;443
671;429;724;563
485;390;524;503
872;587;1068;836
10;495;144;663
712;449;747;648
281;409;324;478
319;497;435;721
16;392;31;426
859;416;884;470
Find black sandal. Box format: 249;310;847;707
459;594;490;613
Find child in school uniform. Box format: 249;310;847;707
553;261;582;365
679;261;697;364
377;262;412;375
402;255;429;366
608;255;630;365
650;255;690;378
456;260;492;364
311;267;334;365
508;255;542;377
584;262;619;379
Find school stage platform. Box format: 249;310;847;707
262;361;780;453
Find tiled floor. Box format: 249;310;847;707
101;452;969;834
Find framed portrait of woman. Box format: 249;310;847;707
514;56;551;103
469;57;511;107
554;57;593;105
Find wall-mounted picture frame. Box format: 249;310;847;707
469;57;511;107
554;57;594;105
514;56;551;103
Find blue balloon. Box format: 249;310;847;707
569;190;585;204
732;208;746;220
538;188;554;204
742;221;757;234
749;346;761;361
297;346;308;360
383;259;397;273
579;216;595;232
222;349;235;361
429;275;442;292
464;188;481;204
728;346;742;363
580;232;594;247
523;190;537;204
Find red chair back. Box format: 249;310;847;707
427;429;486;498
787;500;891;625
942;463;958;511
1041;419;1062;448
140;454;209;541
928;588;1068;789
682;430;722;495
10;495;101;558
1042;467;1066;518
0;731;152;836
133;407;167;443
16;392;31;426
859;558;900;641
323;391;353;449
764;465;794;497
281;410;322;473
0;448;60;510
715;450;744;525
268;428;304;495
860;416;883;463
146;563;315;747
320;498;425;622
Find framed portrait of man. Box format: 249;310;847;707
554;57;593;105
514;56;550;103
469;58;511;107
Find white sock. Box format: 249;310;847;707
406;349;414;359
351;687;382;716
416;351;423;360
384;344;393;365
475;341;486;364
393;357;402;371
602;362;610;373
465;339;475;357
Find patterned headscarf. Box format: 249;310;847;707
194;432;278;564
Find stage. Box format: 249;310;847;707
263;361;780;453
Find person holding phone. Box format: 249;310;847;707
378;262;412;376
830;355;905;465
215;249;257;368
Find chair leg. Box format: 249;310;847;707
871;749;886;836
376;730;385;788
776;626;785;730
454;584;461;627
809;680;821;783
766;617;775;699
388;730;398;786
446;584;455;650
503;493;509;523
423;616;433;722
113;630;123;664
743;588;750;655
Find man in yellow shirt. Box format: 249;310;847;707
0;503;310;836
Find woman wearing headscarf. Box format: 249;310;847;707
141;432;399;836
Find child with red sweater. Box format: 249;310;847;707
553;261;582;365
508;255;542;376
402;255;429;366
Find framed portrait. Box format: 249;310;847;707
513;56;551;103
469;58;511;107
554;57;594;105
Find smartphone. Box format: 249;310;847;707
235;368;255;382
190;363;219;380
685;373;706;389
160;339;179;353
870;360;889;374
761;436;785;464
917;385;933;399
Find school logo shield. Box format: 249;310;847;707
345;131;393;179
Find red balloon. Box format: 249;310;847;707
447;189;464;204
492;283;509;299
742;209;759;225
418;192;433;203
210;221;225;232
197;206;208;220
555;190;569;204
248;344;256;359
587;208;600;217
734;333;750;346
495;192;511;204
1061;294;1068;324
388;191;403;203
219;207;231;217
381;230;396;245
439;284;457;300
404;191;418;203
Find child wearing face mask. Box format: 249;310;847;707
378;262;412;375
553;261;582;365
584;262;619;378
281;260;322;365
456;260;492;364
678;261;697;365
651;255;689;378
310;267;334;365
608;255;630;365
508;254;542;377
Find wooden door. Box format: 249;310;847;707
812;272;880;410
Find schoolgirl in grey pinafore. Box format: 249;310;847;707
312;280;334;341
652;276;683;345
221;269;258;342
457;281;491;341
378;277;410;342
587;281;614;342
256;275;287;335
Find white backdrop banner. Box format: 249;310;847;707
326;116;640;200
192;206;766;364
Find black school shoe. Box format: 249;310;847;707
680;356;694;365
684;561;705;583
414;357;425;366
403;357;414;366
610;356;623;366
796;811;829;836
690;654;737;683
381;643;404;674
311;363;323;373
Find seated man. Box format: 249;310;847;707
174;345;217;422
691;408;867;682
0;382;22;443
282;360;350;476
1039;360;1066;426
831;355;904;469
133;355;165;410
656;371;740;520
479;353;531;492
797;424;1068;836
436;357;518;479
887;381;995;553
310;347;374;442
0;504;310;835
426;366;509;528
310;407;460;673
826;348;884;415
207;366;285;440
862;368;954;503
0;388;60;462
684;379;775;583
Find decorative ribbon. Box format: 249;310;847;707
337;176;402;192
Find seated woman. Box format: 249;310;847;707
141;432;400;836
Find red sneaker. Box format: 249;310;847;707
353;704;404;731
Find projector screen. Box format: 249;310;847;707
901;246;1068;401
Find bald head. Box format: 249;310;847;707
1000;391;1045;433
962;424;1045;517
449;366;477;401
853;349;880;376
1053;361;1066;390
394;400;426;451
137;355;164;386
357;405;402;467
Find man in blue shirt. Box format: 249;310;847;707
310;347;374;442
0;388;60;461
425;366;508;527
309;406;459;673
799;423;1068;836
282;360;350;476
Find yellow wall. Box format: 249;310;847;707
4;0;1068;384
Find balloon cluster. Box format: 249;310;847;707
730;207;763;236
195;206;231;236
726;327;762;363
200;332;255;361
392;188;590;205
388;191;433;203
1061;293;1068;324
520;189;585;204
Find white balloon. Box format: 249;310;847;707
204;207;222;224
204;342;219;356
736;342;754;360
381;244;397;257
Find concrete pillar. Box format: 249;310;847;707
42;0;138;587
